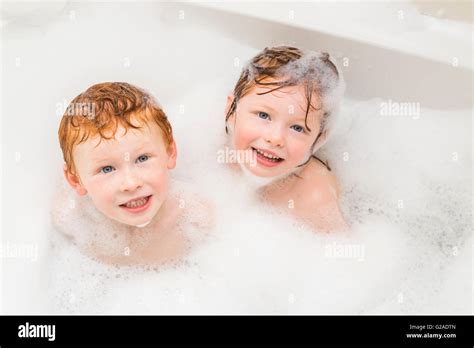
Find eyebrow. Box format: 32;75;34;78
251;103;276;113
91;144;154;162
90;156;114;166
250;105;310;122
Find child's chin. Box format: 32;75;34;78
113;210;157;227
119;217;152;227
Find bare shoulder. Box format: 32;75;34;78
297;158;341;203
170;180;215;231
293;159;348;232
50;181;89;238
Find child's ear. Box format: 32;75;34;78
63;164;87;196
167;140;177;169
312;130;329;152
224;94;235;121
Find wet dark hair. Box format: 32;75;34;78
225;46;340;171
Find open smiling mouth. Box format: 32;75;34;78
119;195;152;213
251;147;284;167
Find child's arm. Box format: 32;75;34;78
311;198;349;233
171;180;215;233
304;173;349;233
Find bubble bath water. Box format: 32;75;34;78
49;82;472;314
0;2;471;314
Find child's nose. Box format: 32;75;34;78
119;169;143;192
264;124;285;147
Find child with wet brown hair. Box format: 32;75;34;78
224;46;348;232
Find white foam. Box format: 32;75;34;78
49;85;472;314
2;1;468;314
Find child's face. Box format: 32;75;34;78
227;83;324;178
65;121;177;227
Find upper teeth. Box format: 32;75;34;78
124;197;148;208
255;148;280;160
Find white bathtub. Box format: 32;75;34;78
0;1;472;314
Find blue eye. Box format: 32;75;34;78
136;154;149;163
101;165;115;174
257;111;270;120
291;125;305;133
